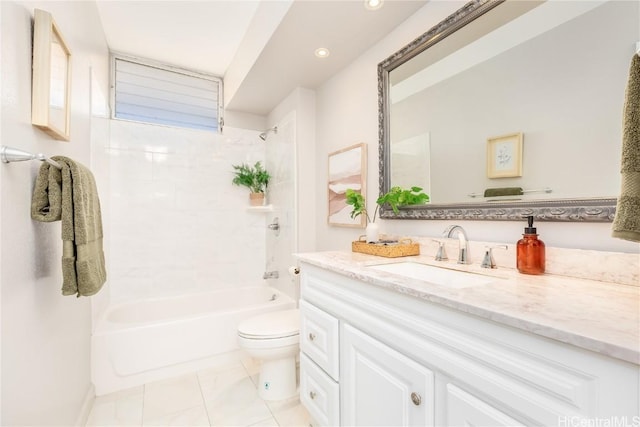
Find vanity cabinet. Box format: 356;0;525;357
341;323;435;426
299;262;639;427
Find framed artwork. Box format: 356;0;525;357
328;143;367;227
487;132;523;178
32;9;72;141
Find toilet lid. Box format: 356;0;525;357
238;309;300;339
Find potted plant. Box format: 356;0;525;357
345;186;429;242
232;161;271;206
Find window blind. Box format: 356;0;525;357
113;57;221;131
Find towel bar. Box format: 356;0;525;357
1;145;62;169
468;187;552;198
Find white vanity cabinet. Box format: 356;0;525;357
341;323;435;426
299;262;640;427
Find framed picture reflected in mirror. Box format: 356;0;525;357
487;132;523;178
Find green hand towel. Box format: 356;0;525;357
484;187;523;197
612;54;640;242
32;157;107;297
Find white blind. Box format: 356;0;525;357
114;57;221;131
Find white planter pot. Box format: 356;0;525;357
366;223;379;243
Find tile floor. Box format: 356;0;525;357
86;356;312;426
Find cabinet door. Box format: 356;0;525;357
341;323;435;426
445;383;524;427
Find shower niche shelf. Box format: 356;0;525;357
247;204;274;213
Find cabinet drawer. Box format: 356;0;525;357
300;353;340;427
300;300;339;380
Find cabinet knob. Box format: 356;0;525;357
309;391;317;400
410;392;421;406
308;332;316;341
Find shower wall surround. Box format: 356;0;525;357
106;120;267;302
264;112;298;300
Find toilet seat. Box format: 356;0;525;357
238;308;300;340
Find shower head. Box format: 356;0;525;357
259;126;278;141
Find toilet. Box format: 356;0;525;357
237;308;300;401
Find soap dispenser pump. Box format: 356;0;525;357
516;216;545;275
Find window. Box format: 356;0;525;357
112;55;222;132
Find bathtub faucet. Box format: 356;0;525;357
263;271;279;279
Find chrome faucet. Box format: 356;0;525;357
443;225;470;264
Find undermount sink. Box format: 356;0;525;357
368;262;498;288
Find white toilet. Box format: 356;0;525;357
237;308;300;401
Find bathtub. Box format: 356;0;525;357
92;286;296;395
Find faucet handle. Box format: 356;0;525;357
481;245;508;269
432;239;448;261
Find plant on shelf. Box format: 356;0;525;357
345;186;429;242
231;161;271;206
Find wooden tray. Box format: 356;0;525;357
352;239;420;258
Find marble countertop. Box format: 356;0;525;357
296;251;640;365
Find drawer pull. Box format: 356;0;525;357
309;391;317;400
410;392;421;406
308;332;316;341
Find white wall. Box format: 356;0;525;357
105;120;267;303
315;1;640;254
263;111;297;299
0;1;109;425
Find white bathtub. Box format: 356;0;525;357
92;286;296;395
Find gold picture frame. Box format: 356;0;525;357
32;9;72;141
487;132;523;178
328;143;367;227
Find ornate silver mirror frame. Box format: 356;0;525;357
377;0;617;222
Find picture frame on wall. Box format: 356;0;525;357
328;143;367;227
487;132;523;178
32;9;72;141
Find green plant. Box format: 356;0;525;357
345;186;429;223
231;161;270;193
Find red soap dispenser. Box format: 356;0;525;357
516;216;545;275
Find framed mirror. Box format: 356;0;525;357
32;8;71;141
378;0;637;222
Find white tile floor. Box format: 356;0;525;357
86;356;311;427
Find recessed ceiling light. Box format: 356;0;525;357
315;47;330;58
364;0;383;11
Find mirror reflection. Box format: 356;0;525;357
380;0;638;220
